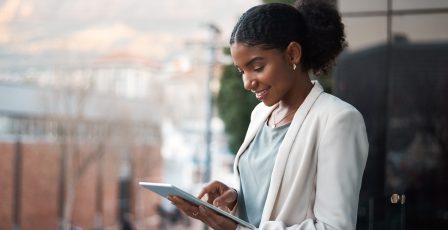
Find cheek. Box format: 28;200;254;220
261;65;280;82
263;65;290;85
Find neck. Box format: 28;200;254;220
269;74;314;128
277;77;313;112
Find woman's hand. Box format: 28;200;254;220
198;180;238;212
168;180;239;230
168;195;237;230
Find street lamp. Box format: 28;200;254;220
203;23;221;184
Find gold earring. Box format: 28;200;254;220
293;64;297;71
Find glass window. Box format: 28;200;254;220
0;115;10;135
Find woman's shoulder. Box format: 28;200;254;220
314;92;363;118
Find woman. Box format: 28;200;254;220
169;1;368;229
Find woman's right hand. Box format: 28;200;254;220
198;180;238;212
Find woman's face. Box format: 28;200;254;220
230;42;298;107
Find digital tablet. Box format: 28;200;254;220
139;182;255;229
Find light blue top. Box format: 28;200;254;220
238;122;290;227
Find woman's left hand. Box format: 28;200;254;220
168;195;238;230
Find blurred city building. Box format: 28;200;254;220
0;52;163;229
0;42;235;230
0;1;265;230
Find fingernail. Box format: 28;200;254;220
199;206;206;213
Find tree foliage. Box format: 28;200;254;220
217;49;259;153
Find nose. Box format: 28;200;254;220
243;75;257;91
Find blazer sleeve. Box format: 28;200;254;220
236;107;369;230
312;108;368;229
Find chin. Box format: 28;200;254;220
261;99;277;107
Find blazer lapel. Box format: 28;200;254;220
233;104;277;180
260;81;324;222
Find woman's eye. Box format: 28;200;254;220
254;66;264;72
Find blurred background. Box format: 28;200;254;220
0;0;447;229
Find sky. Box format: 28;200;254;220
0;0;258;69
0;0;447;70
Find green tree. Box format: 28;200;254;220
217;49;259;154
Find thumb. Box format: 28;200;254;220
213;189;237;209
223;189;237;202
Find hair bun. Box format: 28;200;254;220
294;0;347;74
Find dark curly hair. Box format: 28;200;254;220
230;0;347;75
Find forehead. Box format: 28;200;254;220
230;42;282;66
230;43;263;60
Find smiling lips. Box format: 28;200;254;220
252;87;270;100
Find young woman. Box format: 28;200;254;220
169;1;369;229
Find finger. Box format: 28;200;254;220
189;207;200;218
169;196;195;209
198;190;215;204
169;195;196;207
198;205;237;230
197;188;209;200
198;181;227;204
197;181;219;199
213;189;237;211
168;196;199;218
198;205;216;229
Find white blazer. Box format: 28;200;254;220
234;81;369;230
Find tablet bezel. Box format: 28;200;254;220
139;182;255;229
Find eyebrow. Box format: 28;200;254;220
235;57;264;69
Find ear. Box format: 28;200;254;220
286;42;302;65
